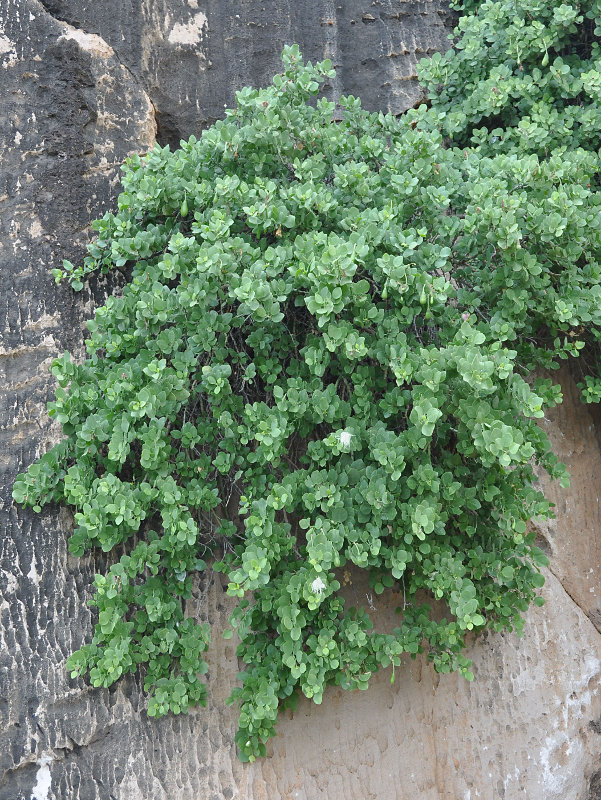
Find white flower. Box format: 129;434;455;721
338;430;352;449
311;576;326;596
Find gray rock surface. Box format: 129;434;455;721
35;0;454;147
1;1;600;799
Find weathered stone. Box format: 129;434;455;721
1;0;600;798
198;566;601;800
533;366;601;634
35;0;455;147
1;2;157;798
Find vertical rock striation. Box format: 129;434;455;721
1;1;600;798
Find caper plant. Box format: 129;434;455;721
13;0;601;762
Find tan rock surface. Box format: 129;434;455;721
534;367;601;634
198;566;601;800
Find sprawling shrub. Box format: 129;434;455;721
13;0;601;761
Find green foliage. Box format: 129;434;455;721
12;0;601;761
419;0;601;155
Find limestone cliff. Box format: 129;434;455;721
1;1;600;798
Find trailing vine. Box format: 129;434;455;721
13;0;601;762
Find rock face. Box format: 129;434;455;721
34;0;454;147
0;1;600;799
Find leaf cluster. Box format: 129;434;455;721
13;2;601;761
